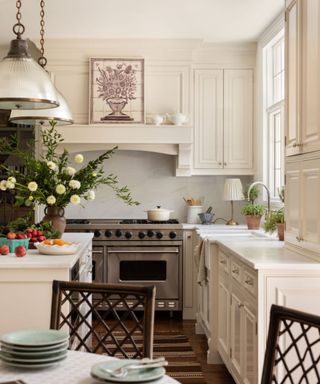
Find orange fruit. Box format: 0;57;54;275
53;239;65;246
43;239;53;245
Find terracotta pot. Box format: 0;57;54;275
245;215;262;230
43;206;66;237
277;223;285;241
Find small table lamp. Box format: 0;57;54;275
223;178;244;225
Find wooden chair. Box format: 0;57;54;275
261;304;320;384
50;280;156;358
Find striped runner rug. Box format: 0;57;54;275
93;330;207;384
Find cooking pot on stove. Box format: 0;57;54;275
145;206;174;221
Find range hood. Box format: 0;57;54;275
56;124;193;176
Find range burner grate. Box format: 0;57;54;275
120;219;180;225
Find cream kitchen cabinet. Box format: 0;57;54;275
285;0;320;156
193;69;253;175
182;230;198;319
285;153;320;258
217;249;258;384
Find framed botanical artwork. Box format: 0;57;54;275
89;58;144;124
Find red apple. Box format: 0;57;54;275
37;230;43;236
26;228;33;234
15;246;26;257
31;237;38;243
6;232;16;240
31;229;38;237
38;236;46;242
0;245;9;255
26;233;32;238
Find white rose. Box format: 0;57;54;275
69;180;81;189
92;172;97;177
70;194;81;205
64;167;76;177
28;181;38;192
86;190;95;201
46;195;56;205
6;180;15;189
55;184;66;195
28;196;33;201
0;180;7;191
8;176;16;184
74;154;84;164
47;161;57;171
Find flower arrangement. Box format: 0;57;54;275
0;121;138;209
96;63;137;103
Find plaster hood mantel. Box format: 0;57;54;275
56;124;193;176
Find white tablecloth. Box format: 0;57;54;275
0;350;180;384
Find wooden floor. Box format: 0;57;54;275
154;313;235;384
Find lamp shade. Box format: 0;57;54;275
10;89;74;126
223;178;244;201
0;40;59;110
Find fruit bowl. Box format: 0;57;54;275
0;238;30;253
35;240;80;255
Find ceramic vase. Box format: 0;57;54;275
43;206;66;237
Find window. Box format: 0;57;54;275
263;30;285;200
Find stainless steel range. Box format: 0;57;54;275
66;219;183;311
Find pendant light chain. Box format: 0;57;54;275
13;0;25;39
38;0;47;68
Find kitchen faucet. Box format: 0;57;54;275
247;181;271;216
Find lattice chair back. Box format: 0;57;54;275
50;280;155;358
261;304;320;384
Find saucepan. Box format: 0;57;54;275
145;206;174;221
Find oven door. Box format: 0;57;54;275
107;246;180;299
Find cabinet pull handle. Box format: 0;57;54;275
238;303;244;308
223;162;227;166
245;278;253;286
220;259;227;265
187;235;192;239
232;268;239;274
218;162;222;166
293;143;303;148
92;250;103;254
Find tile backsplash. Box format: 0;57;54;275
65;150;252;223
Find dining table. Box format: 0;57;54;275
0;350;181;384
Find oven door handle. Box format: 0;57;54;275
107;248;180;254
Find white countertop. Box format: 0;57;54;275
203;233;320;270
0;233;93;269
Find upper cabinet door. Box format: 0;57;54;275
223;69;253;169
300;0;320;154
285;0;301;156
286;0;320;156
194;69;223;169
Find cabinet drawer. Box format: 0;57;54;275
219;251;230;273
230;260;242;283
242;269;257;297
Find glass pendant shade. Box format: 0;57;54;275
0;39;59;110
10;89;74;126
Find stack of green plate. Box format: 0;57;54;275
0;329;69;369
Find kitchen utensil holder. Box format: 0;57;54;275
187;206;203;224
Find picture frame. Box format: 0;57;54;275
89;58;145;124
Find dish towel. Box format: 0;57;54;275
194;238;207;286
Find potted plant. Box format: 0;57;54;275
263;208;285;240
241;184;266;229
264;187;285;241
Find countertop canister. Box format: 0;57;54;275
187;205;203;224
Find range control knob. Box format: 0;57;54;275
125;231;133;239
94;230;101;238
138;232;146;239
147;230;154;238
169;231;177;239
156;232;163;239
115;230;122;238
105;230;113;238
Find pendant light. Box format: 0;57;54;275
0;0;59;110
10;0;73;126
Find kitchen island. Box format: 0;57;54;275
195;232;320;384
0;233;93;334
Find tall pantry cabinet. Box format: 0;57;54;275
285;0;320;258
